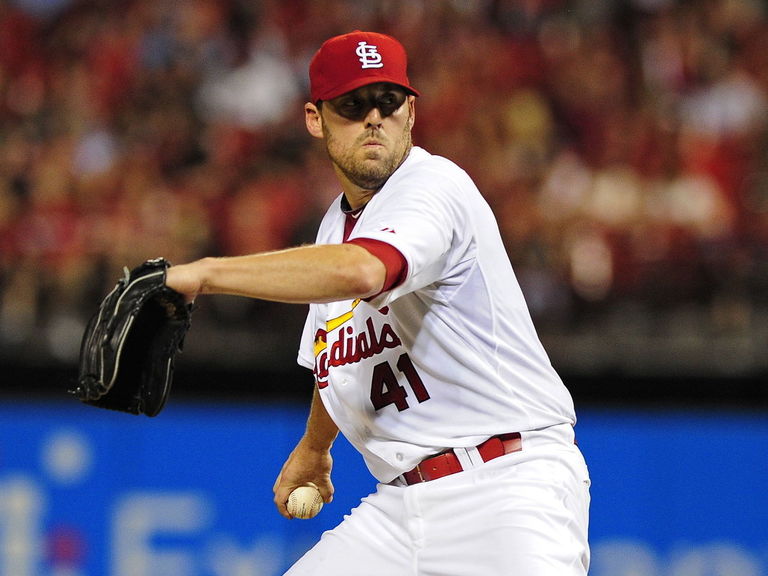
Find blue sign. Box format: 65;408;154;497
1;401;767;575
578;408;768;575
0;401;373;576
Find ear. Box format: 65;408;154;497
407;95;416;128
305;102;324;139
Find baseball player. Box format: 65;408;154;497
167;31;590;575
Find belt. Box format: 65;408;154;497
400;432;522;485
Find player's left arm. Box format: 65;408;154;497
273;386;338;518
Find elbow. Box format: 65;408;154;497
340;246;387;298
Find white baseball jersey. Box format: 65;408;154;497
297;146;576;483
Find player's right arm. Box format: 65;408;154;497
166;243;387;304
273;386;338;518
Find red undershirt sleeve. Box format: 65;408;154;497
346;238;408;296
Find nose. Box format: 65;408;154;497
365;106;384;128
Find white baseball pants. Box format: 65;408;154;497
285;423;591;576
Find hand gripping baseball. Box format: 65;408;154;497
273;443;334;519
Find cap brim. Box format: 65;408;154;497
315;77;420;102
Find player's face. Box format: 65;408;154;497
307;83;415;193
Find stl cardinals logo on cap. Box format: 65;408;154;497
356;41;384;69
309;31;419;102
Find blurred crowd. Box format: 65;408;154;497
1;0;766;369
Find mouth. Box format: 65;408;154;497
359;140;385;160
360;134;385;147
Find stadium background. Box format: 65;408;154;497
1;0;766;574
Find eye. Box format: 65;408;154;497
376;91;406;117
330;96;366;120
340;97;363;112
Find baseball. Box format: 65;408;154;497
287;483;324;519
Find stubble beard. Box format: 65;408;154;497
324;124;413;191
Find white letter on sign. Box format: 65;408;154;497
112;492;211;576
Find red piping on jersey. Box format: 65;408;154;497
347;237;407;296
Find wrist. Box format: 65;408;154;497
300;439;333;455
194;257;216;295
299;432;335;454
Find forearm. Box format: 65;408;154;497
301;386;339;452
168;243;386;304
273;386;338;516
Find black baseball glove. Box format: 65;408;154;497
72;258;192;416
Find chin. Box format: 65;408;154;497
361;148;386;161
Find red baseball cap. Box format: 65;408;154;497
309;31;420;102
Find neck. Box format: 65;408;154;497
342;187;377;211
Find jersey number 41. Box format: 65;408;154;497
370;353;431;412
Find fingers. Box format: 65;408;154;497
274;488;292;519
273;441;335;518
319;480;334;503
273;470;335;519
272;467;294;518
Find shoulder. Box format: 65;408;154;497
399;147;470;180
386;147;478;200
385;148;482;211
